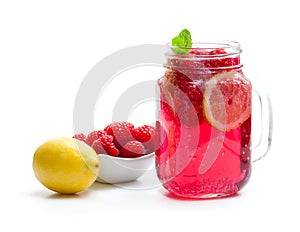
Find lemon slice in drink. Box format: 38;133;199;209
203;72;252;132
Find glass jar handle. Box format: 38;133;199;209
251;89;273;162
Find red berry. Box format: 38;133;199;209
120;141;145;158
91;139;106;154
173;79;203;101
86;130;110;146
72;133;87;143
189;48;210;56
203;48;240;69
91;136;119;157
132;125;156;153
132;125;154;142
209;48;227;55
163;71;204;123
104;122;134;148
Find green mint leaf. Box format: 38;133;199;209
171;29;192;54
179;29;192;47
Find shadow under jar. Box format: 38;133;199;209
155;41;252;198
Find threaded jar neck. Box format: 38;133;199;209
165;41;243;72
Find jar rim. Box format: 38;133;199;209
166;40;242;57
165;40;243;71
166;40;241;50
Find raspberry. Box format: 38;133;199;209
165;70;204;100
173;79;203;101
189;48;211;56
203;48;240;69
163;71;204;124
132;125;154;142
72;133;87;143
132;125;156;153
209;48;227;55
86;130;109;146
91;136;119;157
104;122;134;148
120;141;145;158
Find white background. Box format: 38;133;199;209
1;0;299;231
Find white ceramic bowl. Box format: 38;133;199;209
96;152;155;184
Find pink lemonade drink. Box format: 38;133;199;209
155;41;252;198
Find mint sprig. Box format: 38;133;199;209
171;29;192;54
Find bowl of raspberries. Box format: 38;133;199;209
72;122;156;184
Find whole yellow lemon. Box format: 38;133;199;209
33;137;100;194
